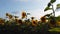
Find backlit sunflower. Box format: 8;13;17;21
40;16;46;23
0;18;4;25
21;11;27;19
32;20;37;26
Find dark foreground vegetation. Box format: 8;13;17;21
0;23;60;34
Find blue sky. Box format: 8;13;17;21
0;0;60;19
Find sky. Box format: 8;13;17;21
0;0;60;20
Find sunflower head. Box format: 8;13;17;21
6;13;10;16
31;17;34;20
32;20;37;26
40;16;46;23
21;11;26;19
8;15;13;19
0;18;4;24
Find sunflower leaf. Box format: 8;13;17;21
44;7;52;11
50;0;56;3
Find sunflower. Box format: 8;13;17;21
17;19;23;24
21;11;27;19
6;13;13;19
8;15;13;19
31;17;34;20
6;13;9;16
40;16;46;23
57;20;60;26
0;18;4;25
32;20;37;26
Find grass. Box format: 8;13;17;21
48;28;60;32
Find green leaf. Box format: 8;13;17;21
45;13;52;16
57;4;60;6
57;4;60;8
27;13;30;15
48;2;51;7
44;7;52;11
50;0;56;3
44;0;56;11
